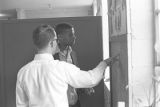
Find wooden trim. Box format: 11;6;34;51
0;16;102;24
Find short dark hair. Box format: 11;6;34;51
32;24;56;49
55;23;73;35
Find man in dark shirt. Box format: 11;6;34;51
54;23;94;107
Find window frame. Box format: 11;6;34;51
154;0;160;65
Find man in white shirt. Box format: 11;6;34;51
16;24;117;107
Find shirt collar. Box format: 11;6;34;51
34;53;54;60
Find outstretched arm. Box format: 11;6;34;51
63;54;119;88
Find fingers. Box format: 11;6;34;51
104;54;120;65
84;88;95;95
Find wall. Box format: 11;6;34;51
0;0;93;19
128;0;154;106
0;0;51;10
0;0;93;10
0;0;4;10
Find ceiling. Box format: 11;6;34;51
0;0;94;10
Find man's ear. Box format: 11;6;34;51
50;41;53;47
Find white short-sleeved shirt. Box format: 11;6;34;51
16;53;104;107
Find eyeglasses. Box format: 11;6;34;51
52;38;63;44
